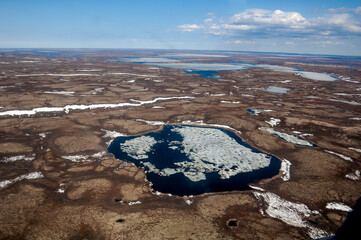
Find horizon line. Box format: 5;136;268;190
0;47;360;58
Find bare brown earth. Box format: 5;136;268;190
0;49;360;239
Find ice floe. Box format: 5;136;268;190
266;118;281;127
120;136;157;160
296;71;337;81
253;191;330;239
325;150;353;162
170;126;271;181
265;86;291;94
259;127;314;147
326;202;352;212
0;96;194;117
0;172;44;188
181;120;242;135
1;154;35;163
346;170;360;181
280;159;291;181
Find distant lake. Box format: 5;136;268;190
116;57;339;81
108;125;281;196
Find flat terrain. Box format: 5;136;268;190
0;49;360;239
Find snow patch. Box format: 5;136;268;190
1;154;35;163
136;119;165;125
325;150;353;162
0;172;44;188
326;202;352;212
0;96;194;117
345;170;360;181
280;159;291;181
44;91;75;96
349;147;361;153
102;129;127;138
128;201;142;205
266;118;281;127
253;191;330;239
249;185;265;191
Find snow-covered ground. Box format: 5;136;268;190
0;96;194;117
280;159;291;181
266;118;281;127
136;119;165;125
345;170;360;181
325;150;353;162
253;191;330;239
62;151;108;162
326;202;352;212
0;172;44;188
1;154;35;163
44;91;75;96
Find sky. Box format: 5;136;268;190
1;0;361;56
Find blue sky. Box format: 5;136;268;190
1;0;361;55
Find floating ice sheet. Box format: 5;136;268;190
265;86;291;94
108;125;281;195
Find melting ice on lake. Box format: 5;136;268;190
108;125;281;196
264;86;291;94
118;58;338;81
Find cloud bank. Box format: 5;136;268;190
177;7;361;48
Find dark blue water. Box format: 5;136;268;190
187;70;222;80
108;125;281;196
247;109;255;114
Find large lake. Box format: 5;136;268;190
108;125;281;196
117;57;339;81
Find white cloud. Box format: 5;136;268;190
285;41;294;45
234;40;256;44
177;7;361;39
177;24;201;32
231;9;308;29
311;41;344;47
